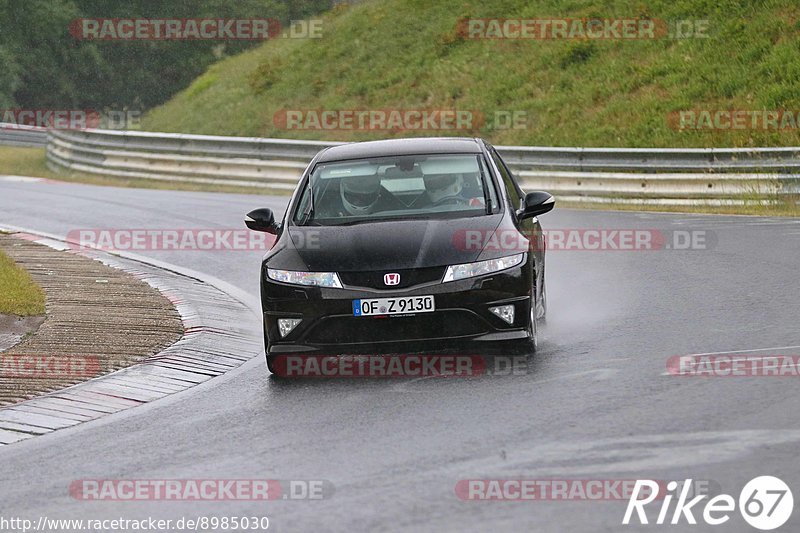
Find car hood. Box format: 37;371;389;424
281;215;504;272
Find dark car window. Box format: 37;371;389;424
294;154;499;226
489;148;522;209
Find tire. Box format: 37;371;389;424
536;262;547;323
538;282;547;325
528;302;539;353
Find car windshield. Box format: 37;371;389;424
293;154;499;226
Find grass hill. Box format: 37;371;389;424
143;0;800;148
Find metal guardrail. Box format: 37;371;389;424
43;127;800;204
0;123;48;147
498;145;800;173
46;128;339;190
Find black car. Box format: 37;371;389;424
245;137;555;373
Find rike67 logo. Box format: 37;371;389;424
623;476;794;530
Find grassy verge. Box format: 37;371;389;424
0;146;290;196
143;0;800;148
0;249;46;316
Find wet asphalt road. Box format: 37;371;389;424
1;177;799;532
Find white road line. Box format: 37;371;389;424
682;344;800;357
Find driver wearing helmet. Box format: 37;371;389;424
339;173;403;216
418;173;471;207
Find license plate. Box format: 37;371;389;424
353;295;435;317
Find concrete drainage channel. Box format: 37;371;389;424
0;228;263;446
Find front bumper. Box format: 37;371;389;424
261;262;534;356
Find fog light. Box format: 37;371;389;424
489;305;515;325
278;318;302;338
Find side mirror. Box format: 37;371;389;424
245;208;281;235
517;191;555;219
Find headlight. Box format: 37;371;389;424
267;268;343;288
442;253;525;282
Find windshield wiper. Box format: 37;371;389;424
333;219;375;226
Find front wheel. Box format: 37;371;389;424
528;304;539;352
537;282;547;325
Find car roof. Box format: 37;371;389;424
315;137;484;163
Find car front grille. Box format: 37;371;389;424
304;311;488;344
338;267;445;290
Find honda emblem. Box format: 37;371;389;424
384;273;400;286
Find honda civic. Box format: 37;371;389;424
245;137;555;373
